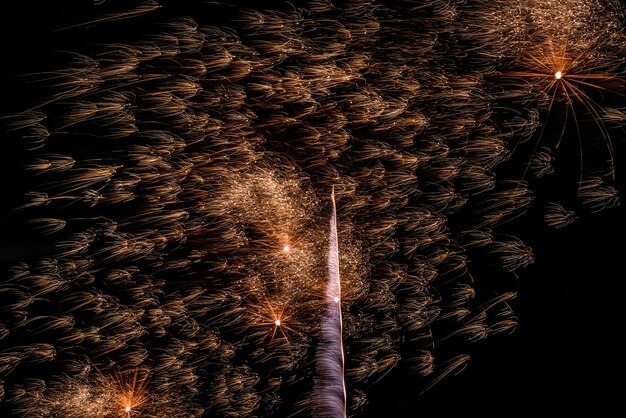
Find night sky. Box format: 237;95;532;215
1;1;625;417
364;196;626;417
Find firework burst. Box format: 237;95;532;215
0;0;624;417
480;0;626;190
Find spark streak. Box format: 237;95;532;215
315;187;347;418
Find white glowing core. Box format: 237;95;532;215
555;71;563;80
333;296;340;303
283;245;290;252
275;319;281;326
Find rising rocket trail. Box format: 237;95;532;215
314;187;347;418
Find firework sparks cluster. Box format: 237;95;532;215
0;0;624;417
474;0;626;193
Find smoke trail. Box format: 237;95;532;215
314;187;347;418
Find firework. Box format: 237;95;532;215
315;188;347;418
0;0;623;417
474;0;626;196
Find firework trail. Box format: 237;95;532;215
315;187;347;418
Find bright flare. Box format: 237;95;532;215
555;70;562;80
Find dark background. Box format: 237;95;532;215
363;128;626;417
363;201;626;417
1;2;625;417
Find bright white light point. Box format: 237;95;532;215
275;319;281;326
283;245;290;252
125;406;131;413
555;71;563;80
333;296;340;303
